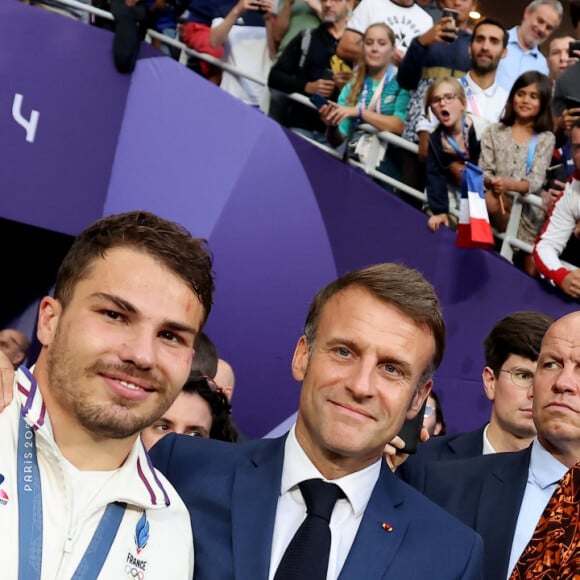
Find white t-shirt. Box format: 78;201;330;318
346;0;433;52
212;16;272;106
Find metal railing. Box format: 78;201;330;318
28;0;572;270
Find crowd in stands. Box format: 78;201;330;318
21;0;580;301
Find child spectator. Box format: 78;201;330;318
424;77;487;232
480;71;555;274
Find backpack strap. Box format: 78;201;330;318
298;28;312;69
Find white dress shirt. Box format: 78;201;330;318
506;438;569;578
268;425;381;580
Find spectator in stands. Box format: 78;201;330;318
533;117;580;299
336;0;433;64
0;328;30;369
214;357;236;402
495;0;562;93
424;390;446;436
180;0;226;85
416;0;443;22
190;331;219;379
546;34;576;83
272;0;321;59
415;18;508;163
146;0;187;59
110;0;148;73
267;0;352;142
209;0;276;107
423;77;486;232
398;310;553;480
398;0;476;164
552;1;580;124
319;23;410;175
480;71;555;275
141;374;239;447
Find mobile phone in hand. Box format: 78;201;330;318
565;95;580;115
568;40;580;58
441;8;459;42
309;93;329;109
396;400;427;455
321;69;334;81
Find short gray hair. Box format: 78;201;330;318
526;0;563;19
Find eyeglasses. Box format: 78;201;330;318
499;368;534;390
424;404;435;418
430;93;458;107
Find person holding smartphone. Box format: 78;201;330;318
208;0;276;107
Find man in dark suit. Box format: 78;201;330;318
406;311;580;580
150;263;484;579
398;311;553;483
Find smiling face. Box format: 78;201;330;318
512;82;541;124
429;81;465;129
519;3;561;50
533;313;580;467
362;25;394;72
36;246;204;441
293;285;434;478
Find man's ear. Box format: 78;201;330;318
405;378;432;420
482;366;496;401
36;297;62;347
500;46;507;60
291;336;310;382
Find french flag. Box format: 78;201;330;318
456;162;495;249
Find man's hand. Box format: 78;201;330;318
541;179;565;213
418;16;458;47
0;351;14;412
305;79;335;97
561;269;580;298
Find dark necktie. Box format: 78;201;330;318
510;462;580;580
274;478;345;580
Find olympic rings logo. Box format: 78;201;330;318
125;564;145;579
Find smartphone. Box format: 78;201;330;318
396;400;427;455
565;95;580;115
309;93;328;109
441;8;459;26
321;69;333;81
441;8;459;42
568;40;580;58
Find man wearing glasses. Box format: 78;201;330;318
399;310;554;482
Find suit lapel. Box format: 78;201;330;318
475;448;531;580
338;462;404;580
231;437;286;580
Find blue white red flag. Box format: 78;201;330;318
456;162;495;249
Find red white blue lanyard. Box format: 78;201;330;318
17;390;126;580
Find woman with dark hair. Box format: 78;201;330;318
141;374;239;450
479;70;555;274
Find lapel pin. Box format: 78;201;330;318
381;522;393;532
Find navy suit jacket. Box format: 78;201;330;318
150;434;484;580
398;425;486;486
413;447;531;580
